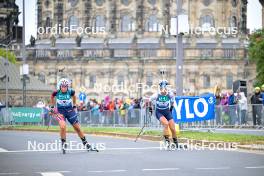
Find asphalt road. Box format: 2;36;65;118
0;130;263;176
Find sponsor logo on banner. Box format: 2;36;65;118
172;94;215;123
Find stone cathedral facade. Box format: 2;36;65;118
24;0;256;101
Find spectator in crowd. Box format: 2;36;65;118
108;100;115;112
91;100;100;124
250;87;263;126
86;99;92;111
119;99;129;126
214;91;222;125
101;96;110;124
108;100;115;124
0;101;5;111
261;84;264;105
78;102;87;111
261;85;264;122
228;90;238;125
238;92;248;125
133;99;141;109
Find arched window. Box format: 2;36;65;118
145;15;160;32
69;0;79;7
89;75;96;88
44;0;50;8
45;17;51;32
95;15;105;32
200;15;214;28
95;0;105;6
38;72;46;83
146;73;153;86
117;75;124;85
68;16;79;30
121;15;133;32
226;73;233;89
203;0;212;6
231;16;237;27
203;74;210;88
231;0;237;7
46;17;51;27
121;0;130;6
148;0;156;5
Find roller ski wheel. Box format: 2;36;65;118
86;143;99;152
163;137;171;150
62;143;67;154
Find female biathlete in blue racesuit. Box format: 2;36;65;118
49;78;95;153
150;80;179;148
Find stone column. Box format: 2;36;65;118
260;0;264;28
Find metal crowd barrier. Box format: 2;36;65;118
181;104;264;128
78;108;146;127
0;108;13;125
0;104;263;128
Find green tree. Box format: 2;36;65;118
0;48;17;64
248;29;264;86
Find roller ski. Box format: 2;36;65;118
164;136;178;151
164;136;188;150
61;139;67;154
85;143;99;152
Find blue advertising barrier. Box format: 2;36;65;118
172;94;215;123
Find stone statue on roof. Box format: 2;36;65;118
30;35;36;47
50;35;56;47
75;35;82;47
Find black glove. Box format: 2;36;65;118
170;105;173;112
49;106;55;113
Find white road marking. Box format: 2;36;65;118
106;147;160;150
40;172;66;176
0;173;20;175
0;147;161;153
195;167;230;170
0;147;8;152
245;166;264;169
142;168;179;171
0;149;59;153
37;171;70;173
87;170;127;173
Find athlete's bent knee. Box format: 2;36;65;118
162;120;169;128
73;125;81;133
60;123;66;131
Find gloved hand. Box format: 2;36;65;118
73;105;77;112
49;106;55;114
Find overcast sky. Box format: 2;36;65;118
16;0;262;44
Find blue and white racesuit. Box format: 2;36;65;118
51;89;79;125
151;92;174;121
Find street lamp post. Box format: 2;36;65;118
176;0;183;96
21;0;27;106
4;46;8;112
0;42;15;113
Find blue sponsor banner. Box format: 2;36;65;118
172;94;215;123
